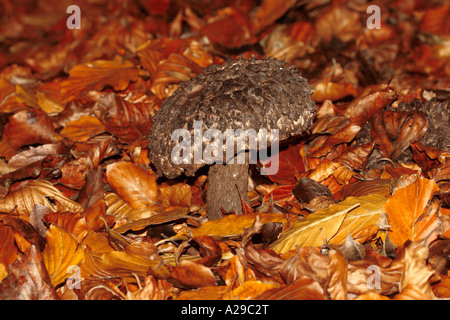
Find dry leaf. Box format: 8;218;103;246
384;176;440;245
106;162;158;209
167;260;216;289
270;194;387;254
42;224;85;287
0;180;83;217
232;280;279;300
192;213;291;239
0;245;58;300
59;115;105;142
255;276;327;300
61;56;139;102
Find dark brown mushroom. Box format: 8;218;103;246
148;56;316;220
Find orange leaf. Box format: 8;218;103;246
384;176;440;245
106;162;158;209
168;260;216;289
0;224;18;268
60;115;105;142
192;213;292;239
311;82;357;102
158;182;192;208
61;56;139;102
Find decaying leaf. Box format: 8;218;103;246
0;246;58;300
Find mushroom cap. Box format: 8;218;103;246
148;56;317;179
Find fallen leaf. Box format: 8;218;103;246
232;280;279;300
255;276;327;300
167;259;216;289
0;245;58;300
192;213;291;239
42;224;85;287
384;176;440;245
270;194;388;254
61;56;139;102
59;115;105;142
0;180;83;217
106;161;158;209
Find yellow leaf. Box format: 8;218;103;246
43;224;85;287
329;193;388;245
0;263;7;283
270;194;388;254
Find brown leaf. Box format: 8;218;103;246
150;53;203;99
174;285;232;300
59;136;117;189
315;5;362;43
191;213;291;239
0;245;58;300
242;215;284;276
158;182;192;208
308;123;361;158
167;260;216;289
192;236;222;267
343;88;396;127
371;111;428;160
394;240;435;298
327;249;348;300
292;177;335;212
250;0;297;34
126;275;174;300
0;108;55;160
0;215;46;252
43;210;88;243
311;82;357;102
94;93;158;144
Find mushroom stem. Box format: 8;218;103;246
206;154;249;220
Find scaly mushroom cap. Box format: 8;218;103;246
148;56;317;179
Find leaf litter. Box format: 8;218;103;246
0;0;449;300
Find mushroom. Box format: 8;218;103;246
148;56;316;220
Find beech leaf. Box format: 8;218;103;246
42;224;85;287
270;194;388;254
